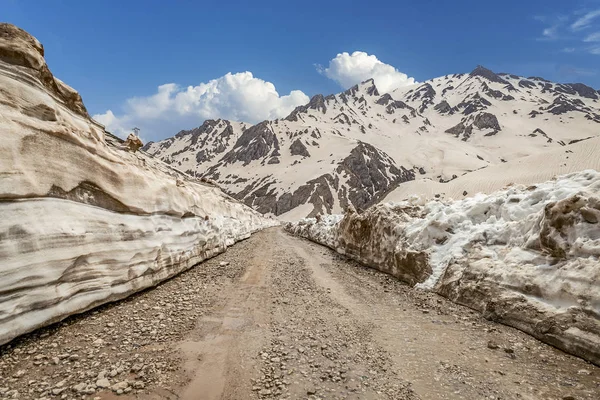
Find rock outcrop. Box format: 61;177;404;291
469;65;509;84
289;138;311;157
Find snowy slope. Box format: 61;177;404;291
0;23;276;346
286;171;600;366
143;66;600;219
385;135;600;203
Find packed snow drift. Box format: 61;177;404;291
287;171;600;365
0;23;276;346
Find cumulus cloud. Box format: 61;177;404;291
93;72;309;141
317;51;416;93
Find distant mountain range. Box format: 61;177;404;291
142;66;600;219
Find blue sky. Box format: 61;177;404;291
3;0;600;141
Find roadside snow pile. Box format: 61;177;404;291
0;23;277;346
286;170;600;365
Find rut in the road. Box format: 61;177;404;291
1;227;598;400
254;234;417;399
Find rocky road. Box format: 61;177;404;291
1;228;599;400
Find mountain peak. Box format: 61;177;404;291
360;78;380;96
469;65;508;84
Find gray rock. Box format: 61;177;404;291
289;139;310;157
111;381;129;392
434;100;452;114
469;65;509;84
221;121;280;166
285;94;327;122
473;112;501;131
518;79;536;89
487;340;500;350
95;378;110;388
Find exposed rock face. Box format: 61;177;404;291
519;79;535;89
445;121;472;139
229;141;417;217
143;119;245;170
221;121;279;165
557;83;599;100
289;138;310;157
445;112;500;140
285;94;327;121
528;76;552;82
473;112;501;131
545;96;587;115
407;83;436;112
434;100;452;114
385;100;412;114
469;65;509;84
287;171;600;366
274;174;338;217
457;92;492;115
0;24;275;346
532;128;553;142
336;143;415;210
375;93;394;105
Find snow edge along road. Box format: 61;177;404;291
285;170;600;366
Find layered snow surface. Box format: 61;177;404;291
287;171;600;365
0;23;276;346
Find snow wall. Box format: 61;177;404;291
0;23;277;346
286;171;600;365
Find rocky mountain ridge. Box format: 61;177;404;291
143;66;600;219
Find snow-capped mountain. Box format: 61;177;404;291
142;66;600;219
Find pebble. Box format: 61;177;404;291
487;340;500;350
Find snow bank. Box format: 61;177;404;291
0;23;277;346
286;171;600;365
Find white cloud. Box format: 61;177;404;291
317;51;416;93
584;31;600;42
590;46;600;55
542;26;559;39
571;9;600;30
93;72;309;141
562;47;576;53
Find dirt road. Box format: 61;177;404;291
1;228;598;400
